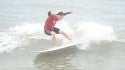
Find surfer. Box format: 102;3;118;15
44;11;73;47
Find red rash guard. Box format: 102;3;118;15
44;14;57;31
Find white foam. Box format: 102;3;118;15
0;23;45;53
72;21;116;50
0;21;117;53
0;21;75;53
0;32;27;53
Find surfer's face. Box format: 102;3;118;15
57;15;64;20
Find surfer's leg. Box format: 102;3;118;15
53;27;71;44
59;30;71;40
51;31;57;47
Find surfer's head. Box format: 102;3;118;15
56;11;64;20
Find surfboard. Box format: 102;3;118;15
34;43;81;53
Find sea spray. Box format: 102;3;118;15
0;23;44;53
72;21;116;50
0;21;116;53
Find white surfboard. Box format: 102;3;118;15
34;43;81;53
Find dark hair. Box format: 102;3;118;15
57;11;64;16
48;11;51;16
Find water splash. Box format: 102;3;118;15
0;23;44;53
72;21;116;50
0;21;116;53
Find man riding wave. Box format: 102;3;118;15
44;11;73;47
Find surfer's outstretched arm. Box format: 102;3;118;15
63;11;73;16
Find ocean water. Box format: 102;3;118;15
0;0;125;70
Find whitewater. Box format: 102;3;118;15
0;21;116;52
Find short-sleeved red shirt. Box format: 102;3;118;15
44;14;57;31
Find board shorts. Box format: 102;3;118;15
44;27;60;36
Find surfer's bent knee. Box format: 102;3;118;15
59;30;65;34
